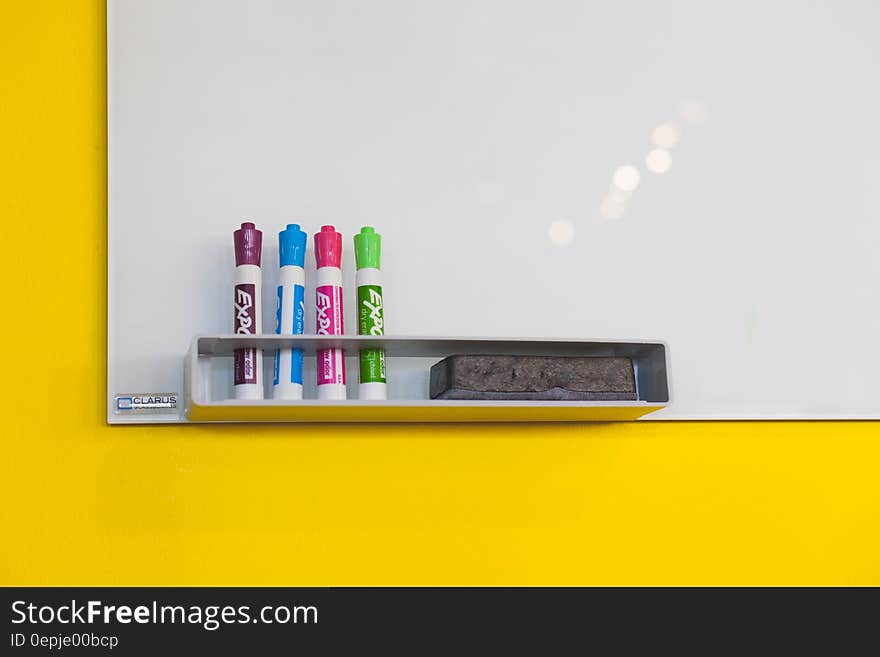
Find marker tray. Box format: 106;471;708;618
183;335;669;423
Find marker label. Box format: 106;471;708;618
292;286;305;335
273;286;282;386
289;284;305;384
289;346;304;384
234;284;256;333
233;283;258;385
274;283;305;385
357;285;386;383
316;284;345;385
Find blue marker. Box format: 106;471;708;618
273;224;307;400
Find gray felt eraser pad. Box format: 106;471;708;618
429;355;637;401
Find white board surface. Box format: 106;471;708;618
108;0;880;421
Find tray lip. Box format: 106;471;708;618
184;399;665;423
189;399;664;408
195;333;669;343
192;334;670;356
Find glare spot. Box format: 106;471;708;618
679;100;708;124
651;123;681;149
612;165;641;192
645;149;672;174
600;198;626;220
607;184;631;203
548;219;575;246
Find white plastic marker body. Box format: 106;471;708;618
233;222;263;399
314;225;346;400
273;224;307;400
354;227;387;400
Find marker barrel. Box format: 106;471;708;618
233;222;263;400
314;226;346;400
273;224;307;400
315;267;346;399
355;267;387;400
354;227;386;400
273;264;305;399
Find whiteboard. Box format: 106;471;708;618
107;0;880;421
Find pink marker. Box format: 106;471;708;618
314;225;346;399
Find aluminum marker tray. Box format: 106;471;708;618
174;336;669;424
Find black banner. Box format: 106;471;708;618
1;587;876;654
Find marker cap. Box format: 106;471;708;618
314;225;342;268
234;222;262;266
279;223;307;268
354;226;381;270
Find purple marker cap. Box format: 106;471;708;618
234;222;262;266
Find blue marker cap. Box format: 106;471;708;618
279;223;307;267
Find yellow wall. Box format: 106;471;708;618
2;1;878;586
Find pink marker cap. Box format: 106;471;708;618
314;225;342;268
234;222;262;266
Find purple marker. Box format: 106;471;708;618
233;222;263;399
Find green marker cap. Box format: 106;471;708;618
354;226;381;270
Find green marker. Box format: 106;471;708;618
354;227;387;400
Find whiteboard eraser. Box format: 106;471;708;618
429;355;637;401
